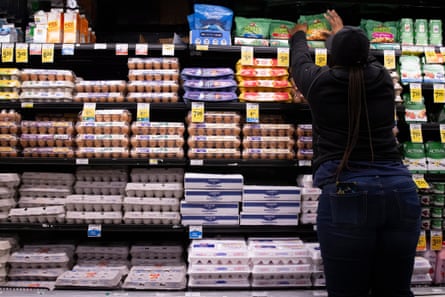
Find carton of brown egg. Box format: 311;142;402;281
74;80;126;103
295;124;313;161
20;69;74;82
0;110;21;156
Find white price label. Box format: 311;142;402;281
61;43;75;55
135;43;148;55
29;43;42;55
115;43;128;56
94;43;107;50
162;44;175;56
241;46;254;66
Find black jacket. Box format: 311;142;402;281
290;31;402;172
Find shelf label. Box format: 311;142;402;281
29;43;42;55
241;46;254;66
87;224;102;238
299;160;312;167
136;103;150;122
431;230;443;251
417;230;427;252
190;159;204;166
1;43;14;63
75;158;89;165
434;84;445;103
21;102;34;108
115;43;128;56
61;43;75;55
135;43;148;55
277;47;289;67
441;124;445;143
41;43;54;63
424;47;437;64
149;159;159;165
189;225;203;239
196;44;209;51
410;83;422;103
15;43;28;63
409;123;423;143
315;48;327;67
162;44;175;56
413;174;429;189
191;102;204;123
383;50;396;69
94;43;107;50
82;102;96;121
246;103;259;123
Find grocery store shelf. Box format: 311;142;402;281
0;158;187;167
202;224;315;237
189;159;312;170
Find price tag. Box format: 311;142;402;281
190;159;204;166
434;84;445;103
61;43;75;55
189;226;203;239
15;43;28;63
410;83;422;103
241;46;254;66
191;102;204;123
196;44;209;51
383;50;396;69
1;43;14;63
41;43;54;63
162;44;175;56
424;47;437;64
299;160;312;167
441;124;445;143
29;43;42;55
75;158;89;165
412;174;429;189
149;159;159;165
277;47;289;67
315;48;327;66
135;43;148;55
81;103;96;121
416;230;427;252
431;230;443;251
94;43;107;50
21;102;34;108
409;123;423;143
115;43;128;56
136;103;150;122
246;103;259;123
87;224;102;238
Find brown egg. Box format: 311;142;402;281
128;73;136;81
56;73;64;81
66;150;74;158
121;151;129;158
109;85;117;92
47;74;56;81
136;62;144;69
121;126;129;135
85;151;94;158
102;151;111;158
152;60;161;69
116;95;124;102
137;84;145;92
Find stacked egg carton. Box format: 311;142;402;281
411;256;433;285
75;109;131;159
248;237;313;288
19;69;75;103
0;173;20;221
0;109;20;157
67;168;127;224
187;238;250;288
130;121;185;159
0;235;19;284
295;124;313;163
10;172;74;223
8;244;74;288
127;58;179;103
236;58;292;103
0;68;20;102
187;111;241;159
182;173;243;225
305;242;325;287
297;174;321;225
55;244;128;289
181;68;238;103
123;242;186;290
123;168;182;225
74;80;126;103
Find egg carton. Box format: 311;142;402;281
21;80;75;92
188;264;250;279
123;211;181;225
22;244;76;258
76;244;129;260
5;281;56;290
73;181;126;195
130;258;184;266
251;277;313;288
20;91;73;103
75;80;126;93
8;268;68;281
18;197;66;208
8;251;71;269
8;206;65;224
411;273;432;285
130;168;184;183
75;168;128;182
65;211;122;224
0;199;16;211
0;187;15;200
249;247;311;265
20;121;74;135
251;265;313;278
125;183;183;198
123;197;180;212
414;256;433;274
19;186;72;198
122;265;186;290
74;259;130;275
304;243;322;265
55;269;123;289
0;173;20;188
130;244;182;260
188;278;250;288
21;172;75;186
65;195;122;211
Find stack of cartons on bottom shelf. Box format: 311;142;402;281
0;173;20;222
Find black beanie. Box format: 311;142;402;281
328;26;370;67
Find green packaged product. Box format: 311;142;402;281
235;17;271;39
269;19;296;40
402;142;427;173
425;141;445;173
430;19;443;46
404;101;427;122
415;19;429;46
399;18;414;45
298;14;330;41
361;19;398;43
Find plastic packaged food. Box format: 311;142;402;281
235;17;271;39
22;147;75;158
20;122;74;135
130;147;185;159
188;135;241;149
0;134;17;146
126;92;179;103
270;20;296;40
239;91;292;102
0;109;21;122
20;69;75;82
128;69;179;81
78;109;131;123
181;68;234;80
75;80;126;93
22;80;74;92
242;148;295;160
127;57;179;70
75;134;129;148
75;122;130;135
75;147;130;159
243;123;295;137
125;183;183;199
183;79;237;92
188;148;241;159
298;14;331;41
20;91;73;103
73;92;125;103
188;123;241;136
130;135;184;148
131;122;184;135
243;136;294;149
127;80;179;93
183;91;238;103
186;111;241;124
0;80;20;93
20;134;73;147
0;68;20;80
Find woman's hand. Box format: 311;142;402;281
324;9;343;34
289;23;308;37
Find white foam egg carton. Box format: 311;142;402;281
411;273;432;285
300;212;317;224
73;263;129;276
0;173;20;188
123;211;180;225
414;256;433;274
9;206;65;223
0;187;15;200
130;168;184;183
301;187;321;201
8;268;67;281
19;186;72;198
130;243;182;257
131;258;184;266
22;244;76;258
248;245;311;265
5;281;56;290
123;197;179;212
0;199;15;211
74;181;126;195
188;264;250;279
18;197;66;208
251;264;313;278
21;172;75;186
55;269;123;288
76;168;128;182
188;250;249;265
305;243;322;265
251;277;312;287
125;183;183;198
65;211;122;224
122;265;187;290
8;251;71;269
65;195;122;211
76;245;129;260
188;278;250;288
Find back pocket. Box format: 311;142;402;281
329;192;367;225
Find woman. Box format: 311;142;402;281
290;10;421;297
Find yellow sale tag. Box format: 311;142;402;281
409;123;423;143
196;44;209;51
277;47;289;67
431;230;443;251
246;103;259;123
136;103;150;122
1;43;13;63
82;103;96;121
441;124;445;143
149;159;159;165
315;48;327;66
412;174;429;189
434;84;445;103
383;50;396;69
410;83;422;103
424;47;437;64
417;230;427;252
191;102;204;123
15;43;28;63
21;102;34;108
162;44;175;56
241;46;254;66
41;44;54;63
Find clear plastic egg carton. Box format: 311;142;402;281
20;121;74;135
65;211;122;224
128;69;179;81
131;121;185;136
55;269;123;289
75;80;127;93
20;134;74;147
73;181;126;195
0;92;19;102
73;92;126;103
123;197;179;212
21;172;75;187
128;57;180;70
74;259;130;275
243;123;295;137
243;136;295;149
130;168;184;183
21;80;74;92
130;243;183;260
20;91;73;103
20;69;75;82
123;211;181;225
130;134;184;148
188;135;241;149
75;121;130;135
8;251;71;269
18;197;66;208
242;148;295;160
126;92;179;103
5;281;56;290
65;195;122;211
130;147;185;159
75;168;128;182
125;183;183;198
76;244;129;260
126;80;179;93
22;147;75;158
188;148;241;159
75;134;129;148
0;173;20;189
75;147;130;158
8;206;65;224
188;264;250;280
0;121;18;134
19;186;72;198
122;265;187;290
187;123;241;136
185;111;241;124
0;134;18;147
0;109;21;122
0;68;20;80
0;147;19;157
0;187;15;199
8;268;67;281
0;80;20;93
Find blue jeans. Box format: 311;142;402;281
316;173;421;297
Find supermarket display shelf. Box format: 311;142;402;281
40;43;188;54
189;159;312;170
0;158;187;167
202;224;315;236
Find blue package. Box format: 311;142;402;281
188;14;196;30
193;4;233;31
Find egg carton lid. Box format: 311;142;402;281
188;278;250;288
0;173;20;187
132;134;183;140
251;264;313;275
8;251;70;264
5;281;56;290
73;265;129;276
189;238;247;250
74;181;127;189
19;187;72;195
8;268;67;278
125;183;183;191
18;197;67;207
23;244;75;255
130;243;182;254
65;211;123;220
66;195;123;204
76;244;129;255
188;264;250;275
9;206;65;217
55;269;123;288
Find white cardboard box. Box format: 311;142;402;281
243;185;301;201
181;215;239;226
240;213;298;226
180;201;239;215
184;189;242;202
184;173;243;189
242;201;300;214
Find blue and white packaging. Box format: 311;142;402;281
184;189;242;202
240;213;298;226
242;201;300;214
243;185;301;201
180;201;239;215
184;173;244;190
181;215;239;226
